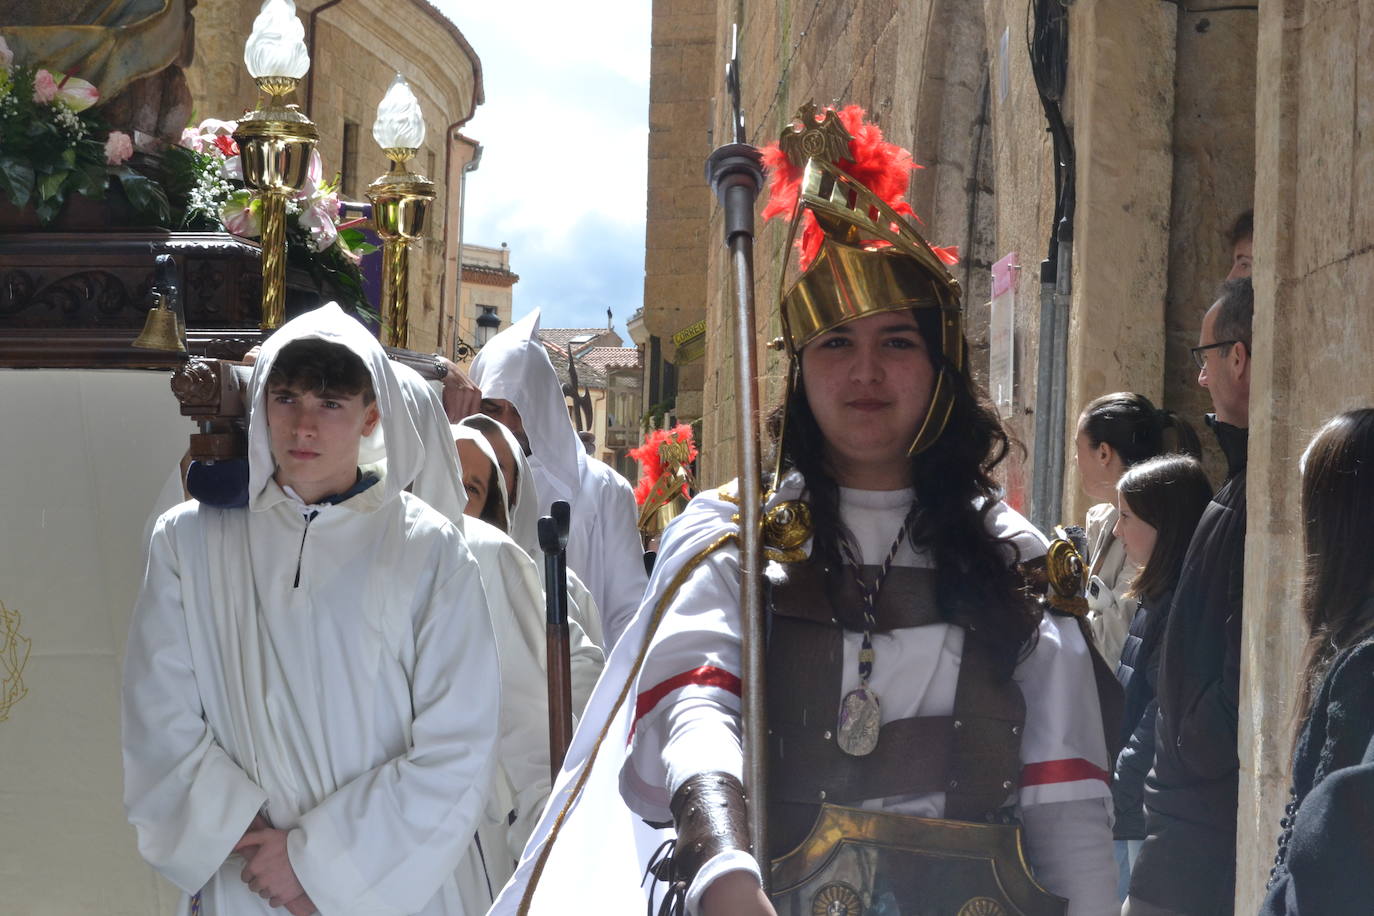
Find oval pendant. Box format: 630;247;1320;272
836;686;881;756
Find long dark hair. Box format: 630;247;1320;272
1116;455;1212;605
774;311;1038;681
1292;409;1374;746
1079;392;1202;466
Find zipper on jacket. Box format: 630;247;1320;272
293;510;318;588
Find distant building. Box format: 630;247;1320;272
537;325;643;480
458;242;519;360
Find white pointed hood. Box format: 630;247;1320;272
246;303;423;511
389;362;469;531
469;309;585;510
460;414;540;556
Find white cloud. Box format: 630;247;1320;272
427;0;650;334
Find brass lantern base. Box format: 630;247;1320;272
233;79;319;331
368;154;436;348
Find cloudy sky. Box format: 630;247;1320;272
429;0;651;340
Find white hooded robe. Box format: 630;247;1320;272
122;305;500;915
468;310;648;648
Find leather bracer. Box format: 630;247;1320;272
668;771;752;888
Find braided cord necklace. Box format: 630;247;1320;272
834;507;916;756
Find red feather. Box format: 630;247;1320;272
631;424;698;505
761;105;958;271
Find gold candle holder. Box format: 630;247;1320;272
233;76;319;330
367;148;435;348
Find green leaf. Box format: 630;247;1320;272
34;195;61;225
339;228;379;255
113;167;170;225
0;155;36;208
61;147;77;169
73;164;108;198
38;169;68;202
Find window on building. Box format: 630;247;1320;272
342;120;360;198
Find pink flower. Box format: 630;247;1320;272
104;131;134;166
0;36;13;72
180;127;204;152
55;75;99;112
33;69;58;104
220;191;260;238
297;149;324;200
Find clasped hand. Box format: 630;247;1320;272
233;815;317;915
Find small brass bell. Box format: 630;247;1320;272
133;290;188;353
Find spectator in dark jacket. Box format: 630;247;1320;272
1125;277;1253;916
1262;408;1374;915
1109;455;1212;901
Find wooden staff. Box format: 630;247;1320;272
538;501;574;782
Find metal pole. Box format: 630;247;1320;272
706;141;768;884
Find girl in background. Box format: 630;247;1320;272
1109;454;1212;901
1263;408;1374;914
1074;392;1201;666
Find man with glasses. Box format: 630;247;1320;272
1125;277;1253;916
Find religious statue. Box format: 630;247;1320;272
1;0;196;146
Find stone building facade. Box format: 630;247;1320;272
456;242;518;358
643;0;1373;910
187;0;483;356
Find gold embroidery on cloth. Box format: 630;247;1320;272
1;600;32;722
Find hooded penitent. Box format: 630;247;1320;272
469;309;585;511
389;360;605;897
459;413;608;651
123;304;500;916
469;310;648;648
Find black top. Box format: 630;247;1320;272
1261;638;1374;915
1129;417;1247;914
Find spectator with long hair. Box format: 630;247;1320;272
1074;393;1201;667
1262;408;1374;914
1108;455;1212;901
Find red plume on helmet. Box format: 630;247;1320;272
760;104;959;271
631;424;698;506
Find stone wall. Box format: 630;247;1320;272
642;0;715;422
1239;1;1374;910
185;0;481;355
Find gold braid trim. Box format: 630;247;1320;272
518;531;741;914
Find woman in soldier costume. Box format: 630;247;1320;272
620;105;1117;916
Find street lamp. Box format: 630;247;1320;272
233;0;318;330
367;74;436;348
475;306;500;348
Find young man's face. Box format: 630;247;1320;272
266;384;380;504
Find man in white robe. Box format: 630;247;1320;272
468;310;648;648
122;304;500;915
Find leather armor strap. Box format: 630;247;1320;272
766;553;1029;855
669;772;752;888
772;558;942;631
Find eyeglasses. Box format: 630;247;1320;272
1190;339;1238;370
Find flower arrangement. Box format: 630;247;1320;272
159;117;378;320
0;36;168;225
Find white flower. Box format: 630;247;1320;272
0;35;13;73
